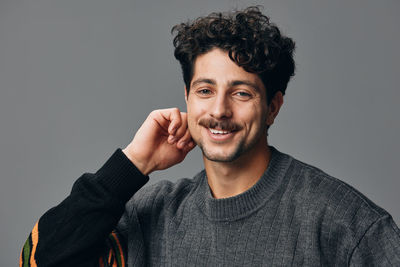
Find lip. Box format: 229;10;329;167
205;127;236;142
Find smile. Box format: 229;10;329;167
206;127;237;142
208;128;231;135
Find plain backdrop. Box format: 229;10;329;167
1;0;399;265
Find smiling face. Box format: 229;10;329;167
186;48;271;163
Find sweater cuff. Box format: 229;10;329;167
95;148;149;202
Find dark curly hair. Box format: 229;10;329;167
172;6;295;104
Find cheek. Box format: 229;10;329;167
243;107;267;132
187;100;207;120
186;111;198;134
187;115;195;130
251;101;268;125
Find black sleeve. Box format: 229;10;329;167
19;148;149;267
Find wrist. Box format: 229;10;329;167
122;148;153;176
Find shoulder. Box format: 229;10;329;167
274;149;400;266
279;152;399;258
280;151;392;240
288;154;388;219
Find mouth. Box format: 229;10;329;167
198;118;242;142
206;127;237;142
208;128;232;135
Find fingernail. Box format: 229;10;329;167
179;141;186;147
169;126;177;134
169;136;177;143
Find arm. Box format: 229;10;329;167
20;148;149;267
19;108;195;267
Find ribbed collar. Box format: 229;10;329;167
194;146;292;221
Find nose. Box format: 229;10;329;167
209;93;232;119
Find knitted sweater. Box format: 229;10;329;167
20;147;400;266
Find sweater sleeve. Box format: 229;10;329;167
349;214;400;266
19;148;149;267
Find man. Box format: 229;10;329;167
20;6;400;266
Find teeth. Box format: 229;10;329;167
209;128;230;134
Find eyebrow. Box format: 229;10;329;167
191;78;261;93
191;78;216;88
229;80;261;93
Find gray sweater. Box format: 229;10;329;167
22;146;400;266
117;146;400;266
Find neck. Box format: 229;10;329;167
203;138;271;199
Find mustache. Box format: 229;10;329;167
198;118;243;131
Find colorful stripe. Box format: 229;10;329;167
30;222;39;266
98;231;126;267
19;222;39;267
110;231;126;267
99;256;105;267
20;234;32;267
20;222;126;267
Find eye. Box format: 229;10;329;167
236;92;250;96
196;88;212;95
234;91;252;99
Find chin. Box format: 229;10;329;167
201;145;244;163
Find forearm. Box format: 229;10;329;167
20;148;149;267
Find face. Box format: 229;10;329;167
185;48;270;163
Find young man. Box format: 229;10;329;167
20;7;400;266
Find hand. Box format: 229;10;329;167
122;108;196;175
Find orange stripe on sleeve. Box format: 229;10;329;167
111;232;126;267
29;222;39;267
19;251;23;267
99;256;105;267
108;247;113;263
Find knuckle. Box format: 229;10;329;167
149;109;159;116
170;107;180;114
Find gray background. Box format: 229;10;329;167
1;0;399;265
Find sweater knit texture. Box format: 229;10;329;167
115;146;400;266
20;146;400;266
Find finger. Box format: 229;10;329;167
162;108;182;135
173;112;187;139
182;140;196;154
176;127;192;149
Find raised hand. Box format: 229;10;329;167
122;108;196;175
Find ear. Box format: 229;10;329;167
184;87;188;104
266;91;284;126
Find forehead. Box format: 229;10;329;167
191;48;265;91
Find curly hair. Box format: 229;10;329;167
172;6;295;104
